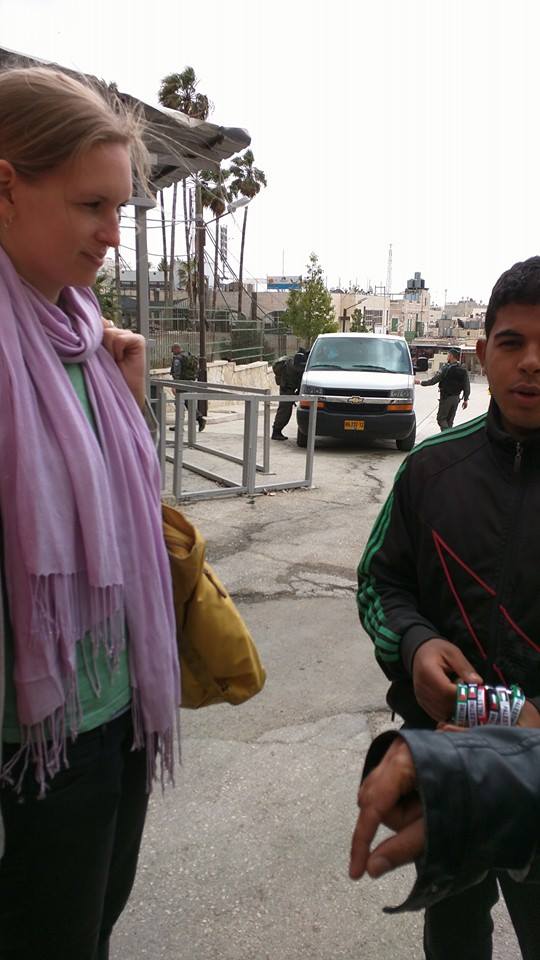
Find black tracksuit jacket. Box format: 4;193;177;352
357;400;540;726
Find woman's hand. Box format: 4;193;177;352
102;320;146;408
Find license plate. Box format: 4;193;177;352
344;420;365;431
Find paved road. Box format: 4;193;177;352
113;379;520;959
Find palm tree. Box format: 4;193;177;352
199;166;232;312
158;68;212;312
228;150;267;319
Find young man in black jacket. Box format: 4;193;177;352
357;256;540;959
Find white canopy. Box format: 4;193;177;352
0;46;251;187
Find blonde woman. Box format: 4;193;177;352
0;67;180;959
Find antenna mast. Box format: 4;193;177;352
385;243;393;332
386;243;392;299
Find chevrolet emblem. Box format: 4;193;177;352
348;396;364;404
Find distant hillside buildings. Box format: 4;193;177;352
108;259;485;344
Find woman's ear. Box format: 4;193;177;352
0;160;17;225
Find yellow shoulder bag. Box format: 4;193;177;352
162;504;266;709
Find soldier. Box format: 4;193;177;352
416;346;470;430
170;343;205;432
271;349;308;441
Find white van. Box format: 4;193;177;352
296;332;416;450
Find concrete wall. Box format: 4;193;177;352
208;359;276;390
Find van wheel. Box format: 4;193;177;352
396;424;416;451
297;429;307;448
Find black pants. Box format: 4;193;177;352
0;711;148;960
272;389;296;435
171;379;204;425
183;399;205;425
436;394;460;430
424;870;540;959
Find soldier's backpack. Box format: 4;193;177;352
181;352;199;380
272;356;289;386
441;362;467;396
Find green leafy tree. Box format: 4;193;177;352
158;67;212;310
281;288;304;332
289;254;337;344
228;149;267;318
93;271;118;323
350;307;368;332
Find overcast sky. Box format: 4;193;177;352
2;0;539;304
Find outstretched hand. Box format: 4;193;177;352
349;737;424;881
102;320;146;408
412;638;483;722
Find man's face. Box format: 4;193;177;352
477;304;540;437
172;346;181;355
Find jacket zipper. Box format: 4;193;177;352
514;441;523;473
488;441;525;673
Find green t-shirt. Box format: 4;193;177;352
2;363;131;742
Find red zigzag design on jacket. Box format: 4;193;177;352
431;529;540;687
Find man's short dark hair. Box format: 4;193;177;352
448;347;461;357
485;256;540;338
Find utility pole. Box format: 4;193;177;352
195;182;207;415
385;243;392;334
341;297;368;332
114;246;121;326
132;192;155;396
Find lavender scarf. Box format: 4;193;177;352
0;246;179;788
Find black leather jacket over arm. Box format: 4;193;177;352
361;727;540;913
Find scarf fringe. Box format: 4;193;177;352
30;574;125;665
1;685;178;798
131;688;177;792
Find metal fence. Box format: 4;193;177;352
147;325;302;370
151;378;318;502
124;307;302;369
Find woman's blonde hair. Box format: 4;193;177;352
0;66;151;193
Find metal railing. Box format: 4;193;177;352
150;378;318;502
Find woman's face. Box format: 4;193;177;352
1;142;132;302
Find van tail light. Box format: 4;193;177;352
299;399;325;409
387;403;413;412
